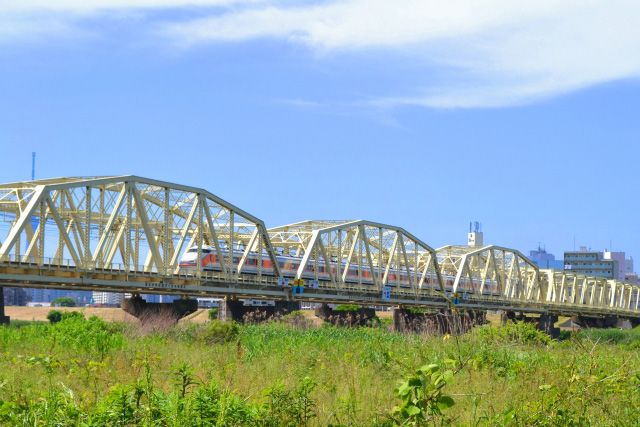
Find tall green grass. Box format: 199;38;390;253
0;316;639;426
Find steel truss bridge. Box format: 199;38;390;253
0;176;638;319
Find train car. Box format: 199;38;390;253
179;246;501;296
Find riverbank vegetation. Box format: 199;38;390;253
0;313;639;426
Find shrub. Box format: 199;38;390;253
51;296;76;307
334;304;360;312
201;320;239;344
47;310;63;323
208;308;219;320
61;311;84;321
47;310;84;324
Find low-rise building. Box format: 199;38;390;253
564;247;616;279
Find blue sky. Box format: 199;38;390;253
1;0;639;264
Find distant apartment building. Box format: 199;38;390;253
92;291;124;306
564;247;617;279
3;287;30;306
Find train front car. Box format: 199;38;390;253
178;246;222;272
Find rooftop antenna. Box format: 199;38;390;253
31;152;36;181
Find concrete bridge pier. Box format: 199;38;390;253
393;308;486;334
570;315;620;329
314;303;377;326
502;311;559;338
0;286;9;325
536;313;560;339
122;295;198;324
220;298;301;323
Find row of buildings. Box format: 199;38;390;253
529;245;638;283
2;288;181;307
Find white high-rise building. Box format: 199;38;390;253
92;291;124;306
603;250;627;280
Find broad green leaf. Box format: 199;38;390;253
437;396;455;409
406;405;421;416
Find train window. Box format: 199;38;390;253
233;257;239;263
279;262;285;268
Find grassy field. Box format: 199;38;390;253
0;312;639;426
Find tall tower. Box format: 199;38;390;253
468;221;483;247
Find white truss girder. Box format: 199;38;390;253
0;176;280;279
0;176;638;317
268;220;443;293
436;245;540;299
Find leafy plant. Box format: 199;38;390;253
391;363;456;426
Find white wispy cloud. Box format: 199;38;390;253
3;0;640;108
161;0;640;107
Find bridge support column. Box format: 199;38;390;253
314;304;376;326
220;299;301;323
501;311;517;324
122;295;197;324
571;315;619;329
0;286;9;326
275;300;301;317
502;311;560;338
536;314;560;339
393;308;484;334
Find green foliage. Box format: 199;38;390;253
261;377;317;427
2;313;640;426
334;304;360;312
48;310;83;324
52;296;76;307
390;362;456;426
476;320;551;345
208;308;219;320
47;309;63;323
201;320;239;344
578;327;640;345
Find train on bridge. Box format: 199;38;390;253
179;246;502;295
